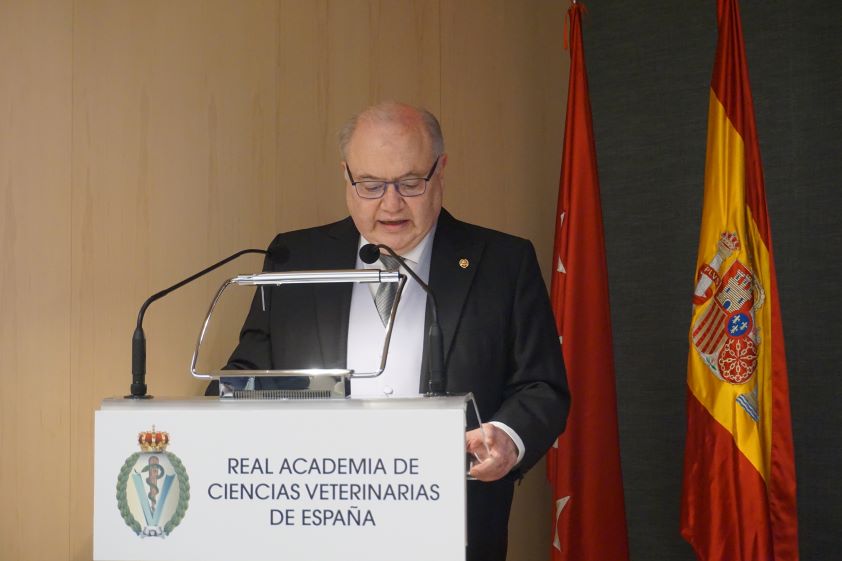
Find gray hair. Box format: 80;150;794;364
338;101;445;159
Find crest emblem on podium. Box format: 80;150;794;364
116;427;190;537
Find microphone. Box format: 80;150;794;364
359;243;446;396
358;243;381;265
128;246;282;399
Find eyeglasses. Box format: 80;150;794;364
346;156;440;199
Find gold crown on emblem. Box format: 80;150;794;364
138;425;170;452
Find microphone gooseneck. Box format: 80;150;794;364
128;247;271;399
358;243;447;396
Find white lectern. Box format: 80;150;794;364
93;396;469;561
104;266;468;559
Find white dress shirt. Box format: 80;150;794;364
347;228;435;397
345;227;525;463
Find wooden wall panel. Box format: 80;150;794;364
0;2;73;561
441;0;565;269
276;0;440;231
441;2;567;560
1;1;568;559
69;2;279;559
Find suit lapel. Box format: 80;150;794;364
309;211;484;379
422;210;485;389
313;217;358;368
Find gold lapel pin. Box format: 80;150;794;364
459;258;469;269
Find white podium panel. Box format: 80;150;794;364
94;396;467;561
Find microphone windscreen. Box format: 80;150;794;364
359;243;381;264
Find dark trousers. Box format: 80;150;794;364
466;478;515;561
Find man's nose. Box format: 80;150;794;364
379;184;405;211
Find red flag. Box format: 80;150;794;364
681;1;799;560
546;3;630;560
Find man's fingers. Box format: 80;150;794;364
464;428;489;457
469;456;506;482
465;427;482;446
464;424;518;482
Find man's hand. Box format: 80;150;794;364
465;423;518;482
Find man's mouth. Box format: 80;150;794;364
379;219;409;227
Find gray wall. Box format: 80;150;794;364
584;1;842;559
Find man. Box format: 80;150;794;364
221;102;569;560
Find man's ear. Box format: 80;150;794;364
437;153;448;189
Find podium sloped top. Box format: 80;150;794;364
99;394;472;412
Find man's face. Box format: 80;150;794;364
343;118;445;255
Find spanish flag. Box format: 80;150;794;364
681;1;799;560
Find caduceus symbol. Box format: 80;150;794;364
142;456;165;513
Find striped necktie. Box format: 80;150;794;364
374;254;401;326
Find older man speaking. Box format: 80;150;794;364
222;101;569;561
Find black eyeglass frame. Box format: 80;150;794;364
345;155;441;199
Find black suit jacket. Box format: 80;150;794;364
218;209;569;559
224;209;569;474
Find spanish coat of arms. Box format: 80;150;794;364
691;232;765;386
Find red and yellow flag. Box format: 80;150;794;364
681;1;799;559
547;4;630;560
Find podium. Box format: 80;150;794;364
93;395;469;561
